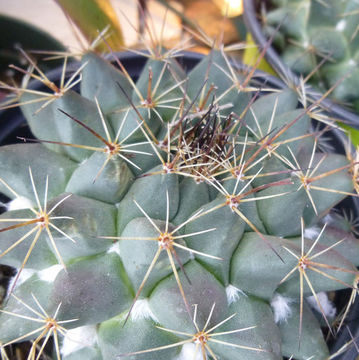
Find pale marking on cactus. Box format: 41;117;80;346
0;293;77;360
0;51;87;113
226;284;247;305
130;299;158;322
100;190;219;325
118;302;265;359
323;214;336;225
37;264;63;283
7;268;35;290
0;169;75;297
349;57;357;66
61;325;98;356
173;342;203;360
279;218;358;344
307;292;336;318
6;196;34;211
304;226;321;240
270;293;294;324
107;241;121;256
336;20;347;32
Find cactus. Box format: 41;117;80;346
0;44;359;360
261;0;359;113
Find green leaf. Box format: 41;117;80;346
242;34;277;76
56;0;124;50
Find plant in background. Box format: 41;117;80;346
0;29;359;360
260;0;359;114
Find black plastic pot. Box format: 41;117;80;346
243;0;359;129
0;51;358;359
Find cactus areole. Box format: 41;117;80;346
0;50;359;360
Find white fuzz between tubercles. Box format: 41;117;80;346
79;158;89;166
323;214;336;225
6;265;63;299
173;343;203;360
226;284;247;305
270;293;294;323
107;241;121;256
37;265;62;282
336;19;347;32
6;196;33;211
61;325;98;356
7;269;35;291
131;299;158;322
304;226;320;240
306;292;336;318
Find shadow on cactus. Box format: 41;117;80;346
0;27;359;360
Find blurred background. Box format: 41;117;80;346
0;0;244;50
0;0;249;94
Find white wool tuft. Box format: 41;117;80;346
37;265;62;282
61;325;97;356
6;269;35;296
270;293;294;323
107;241;121;256
323;214;336;225
6;197;33;211
304;226;320;240
306;292;336;318
131;299;158;322
336;19;347;32
226;284;247;305
79;158;89;166
173;343;203;360
349;59;357;66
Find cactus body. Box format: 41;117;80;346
0;49;358;360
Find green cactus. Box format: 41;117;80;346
0;44;358;360
262;0;359;113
